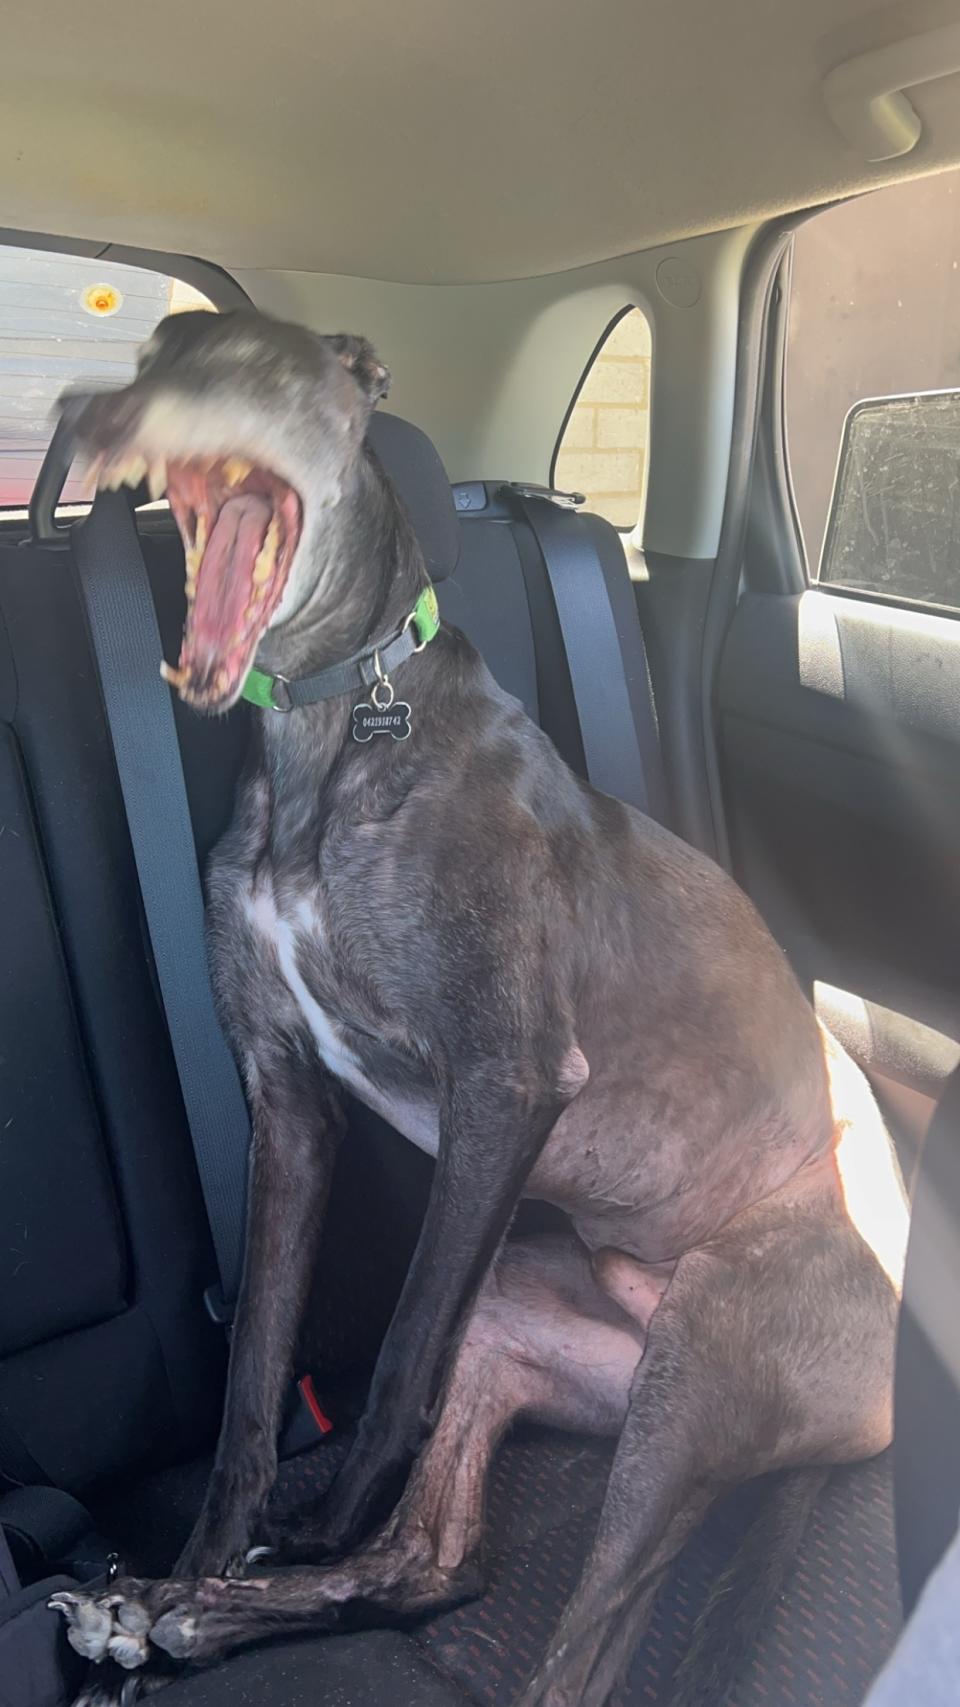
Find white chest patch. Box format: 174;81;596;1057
243;883;439;1157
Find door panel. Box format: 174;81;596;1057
718;587;960;1125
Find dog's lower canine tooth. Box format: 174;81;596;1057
148;459;167;501
160;661;189;689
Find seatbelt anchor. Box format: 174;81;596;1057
278;1376;334;1460
203;1283;236;1328
506;481;586;509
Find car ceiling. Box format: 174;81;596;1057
4;0;960;283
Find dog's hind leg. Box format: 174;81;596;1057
517;1188;902;1707
52;1236;648;1672
272;1232;649;1571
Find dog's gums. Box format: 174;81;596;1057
95;449;303;712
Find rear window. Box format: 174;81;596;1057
0;247;215;508
553;307;651;534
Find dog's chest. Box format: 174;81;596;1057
240;877;440;1157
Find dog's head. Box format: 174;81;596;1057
61;310;391;713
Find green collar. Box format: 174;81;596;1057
242;585;440;714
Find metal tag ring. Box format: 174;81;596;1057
402;610;429;654
370;676;395;711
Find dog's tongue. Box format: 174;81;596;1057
188;492;272;657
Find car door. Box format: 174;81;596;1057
715;172;960;1166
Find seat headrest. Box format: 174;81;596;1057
367;411;460;584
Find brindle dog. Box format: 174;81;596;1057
51;311;907;1707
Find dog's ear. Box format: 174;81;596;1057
329;334;391;402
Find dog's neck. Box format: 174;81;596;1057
256;446;424;684
249;446;433;856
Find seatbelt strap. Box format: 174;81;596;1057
71;492;249;1317
507;492;667;822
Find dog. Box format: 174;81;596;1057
51;310;908;1707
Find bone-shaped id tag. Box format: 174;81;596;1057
352;661;411;742
352;700;412;741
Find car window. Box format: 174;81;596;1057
784;170;960;611
0;247;215;509
553;308;651;535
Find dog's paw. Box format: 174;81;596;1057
53;1573;272;1670
50;1587;157;1670
50;1580;186;1670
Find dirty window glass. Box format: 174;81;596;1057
821;392;960;608
553;308;651;535
0;247;215;508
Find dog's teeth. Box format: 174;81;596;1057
147;459;167;500
252;516;280;585
195;513;208;555
215;668;232;695
122;453;148;490
101;464;125;491
223;457;252;487
160;660;189;689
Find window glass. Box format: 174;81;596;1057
0;249;215;508
785;170;960;609
554;308;651;533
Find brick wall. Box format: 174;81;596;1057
554;307;651;530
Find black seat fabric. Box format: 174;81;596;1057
0;414;900;1706
0;540;225;1490
92;1428;900;1707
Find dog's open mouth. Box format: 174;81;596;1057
98;451;303;712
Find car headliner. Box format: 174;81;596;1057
3;0;960;283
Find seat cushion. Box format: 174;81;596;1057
92;1428;900;1707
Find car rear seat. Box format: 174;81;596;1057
0;417;901;1707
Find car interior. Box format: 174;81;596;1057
2;2;960;1703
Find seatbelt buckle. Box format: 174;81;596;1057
278;1376;334;1461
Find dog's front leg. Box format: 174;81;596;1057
175;1052;345;1579
308;1048;586;1557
